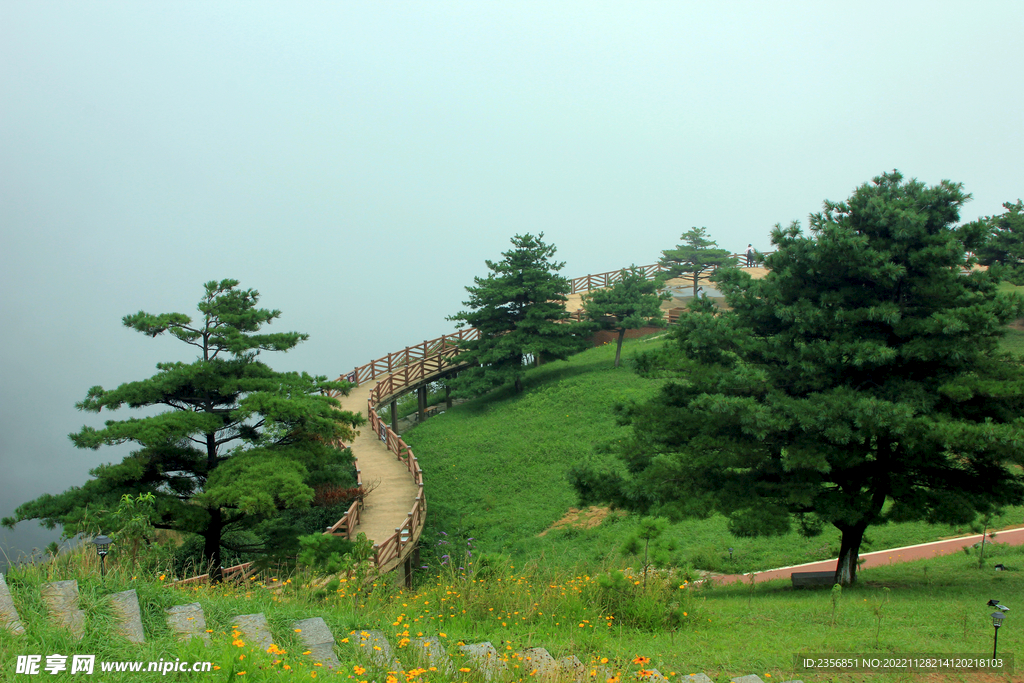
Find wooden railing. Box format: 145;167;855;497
568;253;767;294
171;255;766;587
340;329;481;387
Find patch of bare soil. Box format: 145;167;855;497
1007;317;1024;330
538;506;621;536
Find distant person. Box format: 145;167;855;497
696;286;705;299
746;244;754;267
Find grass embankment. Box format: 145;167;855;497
2;542;1022;682
405;336;1024;575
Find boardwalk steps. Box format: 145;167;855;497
0;581;802;682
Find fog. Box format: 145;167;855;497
2;2;1022;571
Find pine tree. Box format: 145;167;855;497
2;280;363;577
656;227;738;297
447;233;590;394
572;172;1024;585
582;266;670;368
974;200;1024;284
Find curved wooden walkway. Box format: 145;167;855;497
330;381;419;566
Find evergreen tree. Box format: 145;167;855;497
974;200;1024;284
447;233;590;394
656;227;738;297
2;280;363;577
572;172;1024;585
582;266;670;368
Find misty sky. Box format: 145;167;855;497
2;2;1022;569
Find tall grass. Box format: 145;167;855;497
2;540;1021;682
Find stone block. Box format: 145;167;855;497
408;637;456;677
585;666;615;682
731;676;765;683
293;617;340;670
0;574;25;635
682;674;714;683
458;641;507;680
641;669;670;682
791;571;836;588
233;613;273;652
165;603;210;644
558;655;586;682
41;580;85;639
518;647;558;679
110;589;144;643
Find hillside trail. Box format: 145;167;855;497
333;380;418;550
708;526;1024;587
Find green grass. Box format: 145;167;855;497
2;541;1022;682
405;336;1024;576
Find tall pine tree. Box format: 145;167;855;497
447;233;590;394
656;227;738;297
3;280;363;577
582;266;670;368
572;172;1024;585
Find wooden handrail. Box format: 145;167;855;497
171;256;768;587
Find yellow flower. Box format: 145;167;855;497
233;639;246;648
236;672;246;676
159;575;166;581
600;658;609;664
459;668;471;673
632;656;650;665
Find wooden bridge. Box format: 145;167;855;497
172;254;762;587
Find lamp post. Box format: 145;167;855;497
991;611;1005;659
93;535;112;577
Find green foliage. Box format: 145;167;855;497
111;493;157;568
447;233;592;394
655;227;738;297
975;199;1024;282
3;279;363;574
573;171;1024;585
582;266;670;367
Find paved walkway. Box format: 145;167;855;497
334;381;418;548
711;526;1024;586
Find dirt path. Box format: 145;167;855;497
333;382;419;549
711;527;1024;586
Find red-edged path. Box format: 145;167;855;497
712;526;1024;586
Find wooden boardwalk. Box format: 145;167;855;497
333;381;419;553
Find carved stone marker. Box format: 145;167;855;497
110;589;144;643
41;580;85;639
293;617;340;669
0;574;25;635
165;602;210;644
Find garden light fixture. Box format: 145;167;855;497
991;611;1005;659
93;534;112;577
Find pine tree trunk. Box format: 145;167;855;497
614;328;625;368
204;507;223;583
514;374;523;392
834;523;866;586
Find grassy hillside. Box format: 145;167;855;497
406;335;1024;576
3;539;1021;682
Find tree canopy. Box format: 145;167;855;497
656;227;737;297
572;171;1024;585
447;233;590;394
974;199;1024;284
582;266;669;368
2;279;363;576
